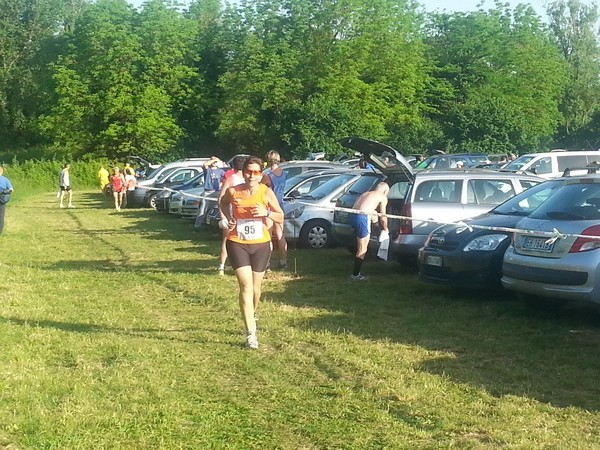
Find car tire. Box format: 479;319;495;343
147;194;158;209
299;219;332;249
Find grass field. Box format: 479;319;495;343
1;190;600;449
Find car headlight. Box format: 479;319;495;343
285;206;304;219
158;190;171;198
463;234;508;252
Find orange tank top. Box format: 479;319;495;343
227;184;271;244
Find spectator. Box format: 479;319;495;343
0;165;14;235
195;157;225;229
59;164;74;208
262;150;288;270
110;167;125;211
98;166;110;192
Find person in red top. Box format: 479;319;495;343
110;167;125;211
219;156;284;349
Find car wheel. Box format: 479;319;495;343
147;194;158;209
299;219;332;249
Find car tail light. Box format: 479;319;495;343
569;225;600;253
399;202;412;234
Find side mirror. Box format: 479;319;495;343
288;189;301;198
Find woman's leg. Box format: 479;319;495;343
113;191;120;210
234;265;256;334
274;222;287;266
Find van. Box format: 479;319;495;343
502;150;600;179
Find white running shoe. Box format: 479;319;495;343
350;273;368;281
245;333;259;350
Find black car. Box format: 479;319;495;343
417;179;566;288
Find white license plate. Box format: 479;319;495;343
523;236;555;253
426;255;442;267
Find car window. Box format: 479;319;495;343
170;168;199;182
530;156;552;175
345;174;381;196
155;167;177;183
557;155;590;171
415;180;460;202
504;155;535;171
530;183;600;220
467;179;513;204
494;180;563;216
388;181;410;200
303;173;355;200
520;180;540;190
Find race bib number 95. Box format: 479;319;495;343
236;218;263;240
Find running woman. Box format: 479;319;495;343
219;156;284;349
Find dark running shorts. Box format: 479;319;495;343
348;213;370;239
226;240;271;272
60;186;72;192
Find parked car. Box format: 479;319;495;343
418;178;567;288
502;176;600;305
502;150;600;179
283;171;368;249
155;173;204;212
391;170;542;263
129;158;209;207
416;153;491;170
169;187;205;218
276;160;348;179
134;166;205;208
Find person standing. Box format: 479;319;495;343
98;166;110;192
195;157;225;229
262;150;288;269
110;167;125;211
59;164;74;208
0;166;14;236
219;157;284;349
123;168;137;208
348;182;389;281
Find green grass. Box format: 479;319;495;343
1;190;600;449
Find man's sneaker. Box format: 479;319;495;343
217;266;225;276
68;204;74;208
59;204;64;208
245;333;259;350
350;273;368;281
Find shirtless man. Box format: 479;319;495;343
348;182;389;281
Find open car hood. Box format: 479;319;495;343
339;137;414;180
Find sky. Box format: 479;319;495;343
419;0;547;15
128;0;549;15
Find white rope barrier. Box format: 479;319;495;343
139;185;600;243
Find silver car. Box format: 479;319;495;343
391;169;543;261
502;176;600;305
284;171;367;249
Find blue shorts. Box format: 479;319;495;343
348;213;370;239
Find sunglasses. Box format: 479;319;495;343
244;170;262;176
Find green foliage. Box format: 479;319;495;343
427;4;568;153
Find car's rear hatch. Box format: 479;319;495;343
339;137;414;181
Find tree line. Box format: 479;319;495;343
1;0;599;161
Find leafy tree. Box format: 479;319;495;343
41;0;198;160
426;3;567;154
547;0;600;147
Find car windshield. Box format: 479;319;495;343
468;155;490;163
529;181;600;220
145;165;164;179
301;173;354;200
492;180;563;216
155;167;178;183
504;155;535;171
284;173;315;193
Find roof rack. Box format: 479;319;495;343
562;165;600;177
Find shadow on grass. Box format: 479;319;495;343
268;248;600;412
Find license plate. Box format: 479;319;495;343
523;236;555;253
426;255;442;267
